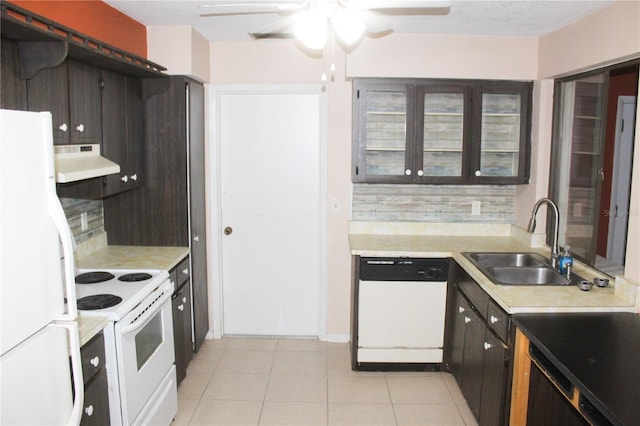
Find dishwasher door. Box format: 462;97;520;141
357;280;447;363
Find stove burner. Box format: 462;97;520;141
75;271;115;284
77;294;122;310
118;272;153;282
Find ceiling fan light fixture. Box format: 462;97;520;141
332;8;365;45
294;11;328;50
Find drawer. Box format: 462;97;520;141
458;270;489;320
176;256;190;286
81;332;105;385
80;369;110;426
487;300;510;343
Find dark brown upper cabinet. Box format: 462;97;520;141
352;78;533;185
100;69;145;196
27;59;102;146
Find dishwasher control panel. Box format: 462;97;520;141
359;257;448;282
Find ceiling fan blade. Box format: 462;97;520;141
340;0;450;15
248;15;296;39
199;0;309;16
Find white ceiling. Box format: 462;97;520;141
104;0;614;42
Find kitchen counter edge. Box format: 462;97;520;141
349;224;638;315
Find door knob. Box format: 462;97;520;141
224;226;233;235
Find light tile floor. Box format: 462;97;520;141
173;337;479;426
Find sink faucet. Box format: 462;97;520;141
527;198;560;269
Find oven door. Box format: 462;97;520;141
114;280;175;424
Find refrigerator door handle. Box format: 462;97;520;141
49;191;78;320
53;321;84;426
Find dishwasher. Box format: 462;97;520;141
354;257;448;369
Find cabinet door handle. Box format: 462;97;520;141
182;268;189;276
490;315;499;324
464;316;471;324
89;356;100;367
405;169;412;176
84;405;94;416
483;342;492;351
59;123;68;132
182;296;187;304
130;174;138;181
458;306;465;314
75;124;85;132
178;304;184;311
417;170;424;177
194;235;200;241
121;175;128;183
475;170;482;177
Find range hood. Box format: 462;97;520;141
54;144;120;183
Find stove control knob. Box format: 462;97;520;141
90;356;100;367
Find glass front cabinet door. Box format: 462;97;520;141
352;78;532;185
472;82;533;184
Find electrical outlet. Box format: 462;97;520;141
472;201;481;215
81;212;88;231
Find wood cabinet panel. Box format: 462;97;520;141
26;59;102;146
26;62;69;144
0;38;28;110
444;261;514;425
104;76;209;352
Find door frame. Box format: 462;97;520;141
207;84;328;340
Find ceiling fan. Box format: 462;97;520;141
199;0;451;50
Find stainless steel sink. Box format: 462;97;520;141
467;252;547;268
462;252;581;286
485;266;570;285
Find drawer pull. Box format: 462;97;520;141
182;296;187;304
84;405;94;416
178;304;184;312
182;268;189;276
458;306;465;314
490;315;499;324
464;316;471;324
89;356;100;367
483;342;492;351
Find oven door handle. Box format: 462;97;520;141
118;289;172;335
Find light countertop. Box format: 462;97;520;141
76;245;189;271
74;243;190;345
349;221;639;315
78;315;109;346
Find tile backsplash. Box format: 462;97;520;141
60;198;105;244
352;184;515;223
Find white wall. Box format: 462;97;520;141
147;25;210;82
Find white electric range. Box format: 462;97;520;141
75;268;177;425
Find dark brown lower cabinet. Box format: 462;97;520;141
80;332;110;425
444;261;512;425
171;256;194;385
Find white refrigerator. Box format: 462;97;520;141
0;109;84;425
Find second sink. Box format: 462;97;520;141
485;266;570;285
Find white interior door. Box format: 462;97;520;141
216;87;324;336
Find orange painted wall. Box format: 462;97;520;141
8;0;147;58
